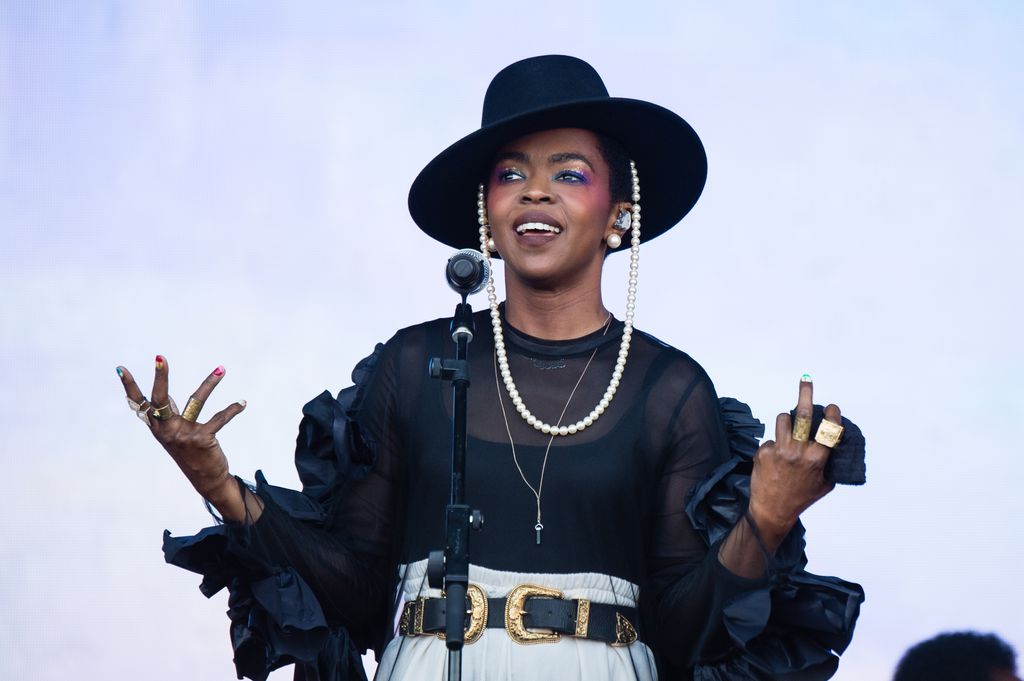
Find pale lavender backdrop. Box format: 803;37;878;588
1;2;1021;680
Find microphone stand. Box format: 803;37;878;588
427;295;484;681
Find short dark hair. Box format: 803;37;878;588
893;631;1018;681
595;133;632;204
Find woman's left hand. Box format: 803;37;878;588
747;377;840;550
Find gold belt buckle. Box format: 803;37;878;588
400;596;426;637
437;584;488;645
611;612;638;647
505;584;563;644
400;585;488;644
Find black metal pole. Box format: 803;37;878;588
427;300;482;681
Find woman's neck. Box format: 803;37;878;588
503;277;609;340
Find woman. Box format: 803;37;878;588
117;56;863;680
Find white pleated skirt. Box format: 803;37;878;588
373;560;657;681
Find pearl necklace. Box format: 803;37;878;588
477;161;641;436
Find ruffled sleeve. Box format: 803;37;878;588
684;397;865;681
162;343;397;681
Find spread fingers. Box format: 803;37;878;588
116;366;148;404
204;400;247;434
182;366;227;422
151;355;170;408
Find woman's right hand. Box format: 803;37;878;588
117;356;249;521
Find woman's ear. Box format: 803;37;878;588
604;201;633;250
606;201;633;237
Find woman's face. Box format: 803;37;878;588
486;128;625;291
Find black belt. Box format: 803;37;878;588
399;583;639;646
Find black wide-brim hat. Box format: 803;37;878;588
408;55;707;251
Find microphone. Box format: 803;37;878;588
445;249;490;296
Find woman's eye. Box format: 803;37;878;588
555;170;588;184
496;168;524;183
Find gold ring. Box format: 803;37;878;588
814;420;844;448
181;397;204;422
792;415;812;442
151;403;173;421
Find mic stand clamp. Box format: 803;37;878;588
427;298;484;681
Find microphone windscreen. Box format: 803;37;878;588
446;249;491;295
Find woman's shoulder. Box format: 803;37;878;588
382;308;497;357
631;326;716;386
377;315;456;359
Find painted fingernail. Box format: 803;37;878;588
155;355;165;369
801;373;812;382
213;365;225;377
116;367;124;378
238;400;247;407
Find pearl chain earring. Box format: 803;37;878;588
477;161;642;436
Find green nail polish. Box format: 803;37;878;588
116;367;124;378
801;373;812;382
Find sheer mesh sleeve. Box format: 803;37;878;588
640;370;865;680
248;338;403;637
681;398;865;681
162;339;405;681
640;357;770;674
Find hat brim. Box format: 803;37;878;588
408;97;707;252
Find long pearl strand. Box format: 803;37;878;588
477;161;642;436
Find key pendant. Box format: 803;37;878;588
535;522;544;545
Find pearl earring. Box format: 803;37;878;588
607;209;630;249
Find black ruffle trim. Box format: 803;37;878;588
162;344;385;681
687;398;865;681
163;474;367;681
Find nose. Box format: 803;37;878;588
519;176;552;204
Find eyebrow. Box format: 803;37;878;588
494;151;528;165
549;152;595;170
493;151;595;171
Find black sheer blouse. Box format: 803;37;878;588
163;309;864;681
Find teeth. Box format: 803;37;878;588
516;222;562;234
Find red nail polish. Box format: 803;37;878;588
213;366;225;377
155;355;165;368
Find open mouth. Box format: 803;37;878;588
513;212;564;240
515;222;562;235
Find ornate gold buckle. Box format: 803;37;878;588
505;584;563;644
610;612;638;647
437;584;488;645
400;596;427;637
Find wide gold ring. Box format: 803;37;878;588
150;403;173;421
791;416;812;442
181;397;204;422
814;420;844;448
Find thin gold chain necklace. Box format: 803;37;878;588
493;314;612;545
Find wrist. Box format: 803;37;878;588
203;475;245;520
747;499;796;550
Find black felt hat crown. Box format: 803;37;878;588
408;55;708;250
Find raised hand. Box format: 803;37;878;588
748;375;842;550
117;356;248;520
